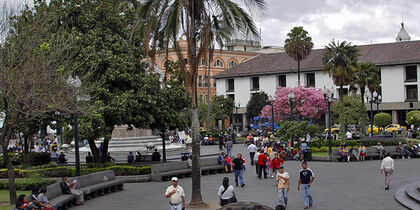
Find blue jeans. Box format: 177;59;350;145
234;169;244;186
227;147;232;157
169;202;182;210
278;188;288;206
300;184;313;207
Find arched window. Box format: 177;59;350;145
163;60;172;68
213;59;223;67
200;59;207;66
229;60;237;67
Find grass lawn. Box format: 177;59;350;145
0;190;31;209
312;152;328;157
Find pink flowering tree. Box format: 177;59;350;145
260;86;328;121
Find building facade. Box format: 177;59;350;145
215;38;420;131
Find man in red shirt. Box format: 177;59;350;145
258;149;268;179
270;153;284;178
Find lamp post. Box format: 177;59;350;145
269;96;276;132
366;91;380;137
377;95;382;112
67;76;90;176
235;103;240;132
288;92;295;120
323;86;337;160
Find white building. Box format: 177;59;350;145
215;25;420;131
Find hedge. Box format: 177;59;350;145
0;165;151;178
374;113;392;128
0;178;57;190
0;152;50;167
308;138;406;148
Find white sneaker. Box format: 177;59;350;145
408;156;411;159
402;156;405;159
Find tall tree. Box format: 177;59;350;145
349;62;381;103
322;40;359;98
139;0;266;205
211;95;234;129
246;91;270;120
0;2;82;203
284;26;313;86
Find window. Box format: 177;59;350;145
213;79;216;87
306;73;315;87
183;58;188;65
227;79;234;92
227;94;235;103
278;75;286;87
406;85;418;101
203;76;209;87
214;59;223;67
405;66;417;82
251;77;259;91
200;59;207;66
229;60;237;68
199;95;203;102
198;76;202;87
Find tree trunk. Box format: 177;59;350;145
360;88;365;104
297;59;301;86
22;135;31;167
100;133;111;163
190;107;203;205
87;138;100;163
339;84;344;99
0;127;17;204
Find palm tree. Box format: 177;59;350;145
139;0;266;206
322;40;359;98
350;62;381;103
284;26;313;86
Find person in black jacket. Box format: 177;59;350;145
60;175;84;205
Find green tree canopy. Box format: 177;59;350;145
211;95;234;122
246;92;270;120
406;110;420;127
350;62;381;103
331;95;368;136
284;26;313;85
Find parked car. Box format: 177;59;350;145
324;124;340;134
367;124;384;133
384;124;407;132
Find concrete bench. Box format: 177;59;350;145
45;170;124;209
151;157;225;182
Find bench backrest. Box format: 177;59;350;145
46;170;116;198
366;147;378;153
151;162;189;174
200;157;220;167
383;146;398;153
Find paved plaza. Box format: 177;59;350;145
72;144;418;210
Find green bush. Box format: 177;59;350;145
306;124;322;137
374;113;392;128
406;110;420;126
0;178;57;190
0;165;151;178
307;138;405;148
0;153;22;167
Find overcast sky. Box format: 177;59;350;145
4;0;418;48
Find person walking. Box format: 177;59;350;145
258;149;268;179
254;149;261;176
380;153;394;190
270;153;284;178
298;161;314;209
226;139;233;157
218;133;224;150
247;142;257;166
276;166;289;207
165;177;185;210
217;177;237;206
232;153;245;187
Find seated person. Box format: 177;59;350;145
135;151;142;162
345;130;353;140
374;142;385;159
152;149;161;161
127;151;134;163
16;194;38;210
107;152;116;163
58;152;67;164
37;187;55;210
397;142;409;159
336;145;348;162
224;155;232;173
218;152;226;165
85;152;94;163
187;155;192;168
348;146;359;161
60;175;84;205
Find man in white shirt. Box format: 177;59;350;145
165;177;185;210
247;142;257;166
380;153;394;190
276;166;289;207
253;150;261;176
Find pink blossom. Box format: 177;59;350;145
260;86;328;121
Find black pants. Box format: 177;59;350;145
255;163;259;175
258;164;267;179
249;152;255;165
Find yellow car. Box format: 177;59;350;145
199;127;208;132
367;124;383;133
384;124;407;132
324;125;340;134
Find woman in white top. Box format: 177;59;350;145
217;177;237;206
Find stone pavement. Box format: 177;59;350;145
72;144;418;210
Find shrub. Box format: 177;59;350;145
0;178;57;190
374;113;392;128
29;152;51;166
406;110;420;127
307;137;405;148
0;153;22;167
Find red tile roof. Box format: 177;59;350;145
215;40;420;79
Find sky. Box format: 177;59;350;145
3;0;419;48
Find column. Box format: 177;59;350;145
392;110;398;124
242;114;247;132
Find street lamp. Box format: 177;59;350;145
288;92;295;120
323;86;337;160
67;76;90;176
269;96;276;132
235;103;240;132
366;91;381;137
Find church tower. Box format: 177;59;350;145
396;22;411;42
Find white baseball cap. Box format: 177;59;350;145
171;177;178;181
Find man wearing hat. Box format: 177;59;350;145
165;177;185;210
276;165;289;207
